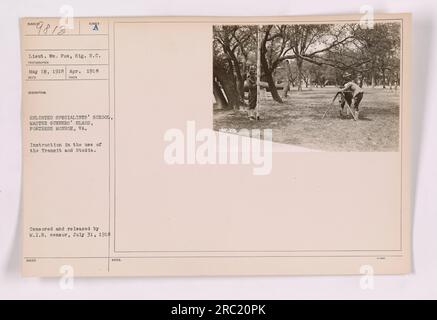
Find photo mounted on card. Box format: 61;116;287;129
21;14;411;276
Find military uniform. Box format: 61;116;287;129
245;66;258;119
341;81;364;119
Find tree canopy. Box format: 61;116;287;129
213;22;401;108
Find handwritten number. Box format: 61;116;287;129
34;22;67;36
36;21;43;35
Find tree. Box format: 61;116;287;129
260;24;357;100
259;25;294;103
352;23;401;88
213;23;401;109
213;25;257;109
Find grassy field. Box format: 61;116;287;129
213;87;400;152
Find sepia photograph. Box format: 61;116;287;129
1;0;435;301
213;22;401;151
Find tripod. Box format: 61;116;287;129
322;91;358;121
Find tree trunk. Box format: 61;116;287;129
264;69;282;103
220;78;239;109
230;58;244;103
213;78;228;109
296;57;303;91
220;40;244;106
260;40;282;103
213;66;239;109
371;71;376;88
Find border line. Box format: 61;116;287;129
108;18;405;257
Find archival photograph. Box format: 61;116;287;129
212;22;401;151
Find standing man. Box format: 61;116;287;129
340;80;364;120
244;65;258;120
282;60;292;98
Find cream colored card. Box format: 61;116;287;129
21;14;411;277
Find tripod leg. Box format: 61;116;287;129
346;103;357;121
322;102;334;119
